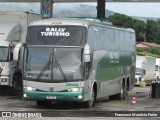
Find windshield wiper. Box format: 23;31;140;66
36;54;51;81
53;52;67;81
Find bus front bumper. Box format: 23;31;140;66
23;90;84;102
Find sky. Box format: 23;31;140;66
105;2;160;18
0;2;160;18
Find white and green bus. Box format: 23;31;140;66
22;18;136;108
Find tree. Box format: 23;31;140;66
108;13;146;42
108;13;134;28
133;19;146;42
146;20;160;43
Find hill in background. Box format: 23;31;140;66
53;4;158;22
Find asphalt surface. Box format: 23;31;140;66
0;86;160;120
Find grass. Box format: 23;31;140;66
136;47;160;58
137;51;160;57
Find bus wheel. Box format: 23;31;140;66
36;101;45;106
109;95;116;100
85;88;95;108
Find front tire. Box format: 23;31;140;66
36;101;45;106
84;88;95;108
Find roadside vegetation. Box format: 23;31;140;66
108;13;160;43
137;48;160;57
108;13;160;57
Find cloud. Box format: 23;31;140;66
0;3;97;17
0;3;40;13
106;3;160;18
53;3;97;17
0;2;159;18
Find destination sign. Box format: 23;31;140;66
41;28;70;37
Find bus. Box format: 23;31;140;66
22;18;136;108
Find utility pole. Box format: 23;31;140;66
97;0;106;19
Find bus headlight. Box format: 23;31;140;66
67;87;83;92
78;95;83;99
23;94;27;98
23;86;37;91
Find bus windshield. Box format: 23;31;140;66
24;47;83;82
26;26;86;46
0;47;8;62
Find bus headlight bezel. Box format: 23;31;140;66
23;86;37;91
67;87;83;92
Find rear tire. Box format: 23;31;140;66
109;94;116;100
116;84;126;100
109;84;127;100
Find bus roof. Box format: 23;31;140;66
30;18;135;33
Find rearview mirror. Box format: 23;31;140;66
13;43;22;61
83;43;90;62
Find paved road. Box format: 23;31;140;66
0;86;160;120
0;86;155;111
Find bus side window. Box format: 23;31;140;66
125;32;130;51
93;26;102;51
130;33;136;52
114;30;120;50
88;26;94;53
119;31;125;51
107;28;114;50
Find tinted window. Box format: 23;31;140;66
26;26;86;46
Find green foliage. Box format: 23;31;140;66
108;13;160;57
137;48;160;57
133;20;146;42
137;48;145;53
146;20;160;43
108;13;134;28
108;13;160;43
148;47;160;55
137;51;160;57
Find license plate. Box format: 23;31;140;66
46;96;56;100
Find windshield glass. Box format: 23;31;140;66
24;47;83;82
135;68;144;75
0;47;8;62
26;26;86;46
135;72;141;75
155;65;158;71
